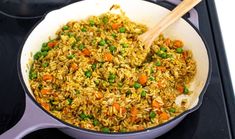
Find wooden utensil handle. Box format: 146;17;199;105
141;0;201;46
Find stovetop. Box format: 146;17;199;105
0;0;234;139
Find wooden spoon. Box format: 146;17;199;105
136;0;201;65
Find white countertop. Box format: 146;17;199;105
214;0;235;95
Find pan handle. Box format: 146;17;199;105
0;94;66;139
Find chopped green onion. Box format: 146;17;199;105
80;113;87;120
111;33;117;38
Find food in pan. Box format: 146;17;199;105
29;10;196;132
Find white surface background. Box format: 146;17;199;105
214;0;235;95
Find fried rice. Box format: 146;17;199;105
29;9;196;133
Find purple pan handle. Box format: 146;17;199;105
0;94;66;139
153;0;200;29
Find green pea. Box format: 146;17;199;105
149;77;155;81
161;53;167;59
184;86;189;94
176;48;183;53
79;44;85;50
121;43;128;48
80;113;87;120
81;28;87;32
102;17;108;24
133;82;141;89
91;63;97;70
41;51;48;57
85;70;92;78
93;119;99;126
111;33;117;38
63;25;69;30
126;90;132;96
67;98;73;105
41;46;50;52
169;108;176;113
160;47;167;52
75;90;80;94
38;84;43;90
108;73;116;80
94;80;100;85
120;128;126;132
67;54;75;59
101;127;110;133
29;72;37;80
42;42;47;47
149;111;156;118
119;27;126;33
118;82;123;87
89;20;95;26
109;46;117;53
34;52;42;60
42;62;49;68
99;40;106;46
155;61;161;66
108;78;115;83
141;90;146;97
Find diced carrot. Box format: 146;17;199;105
70;63;78;71
41;89;50;95
103;53;113;62
182;51;188;60
160;112;170;120
82;48;91;56
41;102;50;111
138;74;148;85
43;74;53;81
131;116;137;122
113;102;120;111
95;92;103;99
137;125;144;130
157;81;163;88
156;66;166;72
47;41;57;48
112;23;120;30
173;40;183;48
120;107;127;114
152;100;160;108
131;107;138;116
177;85;184;93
